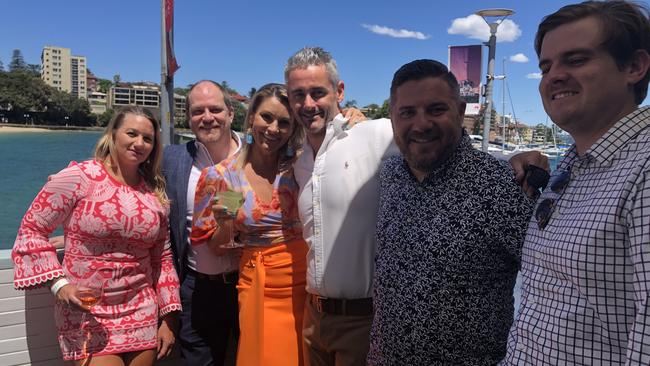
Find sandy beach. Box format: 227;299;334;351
0;126;51;133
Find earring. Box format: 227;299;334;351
286;145;295;157
245;133;253;144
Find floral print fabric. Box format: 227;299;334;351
191;155;303;247
12;160;181;360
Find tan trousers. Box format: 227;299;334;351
302;296;373;366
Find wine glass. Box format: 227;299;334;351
75;271;106;360
217;190;245;249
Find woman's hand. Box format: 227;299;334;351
157;314;177;359
55;283;87;311
207;198;243;256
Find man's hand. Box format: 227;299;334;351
341;107;367;129
509;151;550;197
157;315;177;359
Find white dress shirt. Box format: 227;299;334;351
294;115;399;299
186;132;241;275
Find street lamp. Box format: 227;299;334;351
476;8;514;153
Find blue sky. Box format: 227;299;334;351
2;0;647;126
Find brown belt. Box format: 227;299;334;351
310;294;373;316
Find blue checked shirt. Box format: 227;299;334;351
502;106;650;365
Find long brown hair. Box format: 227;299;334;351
94;106;169;206
236;83;304;171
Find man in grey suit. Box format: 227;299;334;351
162;80;241;366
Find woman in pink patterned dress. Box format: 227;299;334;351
12;106;181;366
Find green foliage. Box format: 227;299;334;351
174;86;190;96
9;49;27;72
98;79;112;93
220;80;238;95
248;87;257;98
0;58;4;72
370;99;390;119
26;64;41;76
0;67;95;126
343;99;357;108
97;109;115;127
231;101;247;132
113;74;121;84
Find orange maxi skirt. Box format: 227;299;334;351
236;239;308;366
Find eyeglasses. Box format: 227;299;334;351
535;168;571;230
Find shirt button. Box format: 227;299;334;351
517;342;526;351
407;218;412;223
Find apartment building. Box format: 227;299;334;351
41;46;87;98
108;82;187;125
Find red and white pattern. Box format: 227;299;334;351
12;160;181;361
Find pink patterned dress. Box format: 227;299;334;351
12;160;181;361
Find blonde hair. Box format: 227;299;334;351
94;106;169;206
236;83;304;171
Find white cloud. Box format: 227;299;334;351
447;14;521;42
510;53;529;63
526;72;542;79
362;24;430;40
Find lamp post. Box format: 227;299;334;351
476;8;514;153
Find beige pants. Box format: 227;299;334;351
302;296;373;366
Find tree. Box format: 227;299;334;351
0;58;4;72
113;74;121;85
98;79;112;94
220;80;238;95
370;99;390;119
343;99;357;108
231;101;247;131
174;86;190;96
248;87;257;98
27;64;41;76
9;49;27;72
97;108;115;127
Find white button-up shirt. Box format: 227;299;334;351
294;115;399;299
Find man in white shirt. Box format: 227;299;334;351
286;47;546;366
163;80;241;366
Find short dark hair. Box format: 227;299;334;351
390;59;460;106
535;0;650;104
185;80;233;118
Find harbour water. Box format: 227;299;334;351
0;130;101;249
0;130;562;250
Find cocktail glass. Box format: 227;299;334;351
218;190;245;249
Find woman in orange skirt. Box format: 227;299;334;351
191;83;307;366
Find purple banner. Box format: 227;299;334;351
449;45;482;108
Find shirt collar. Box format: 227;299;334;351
560;106;650;169
193;131;242;169
395;133;473;184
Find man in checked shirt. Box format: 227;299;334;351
502;1;650;364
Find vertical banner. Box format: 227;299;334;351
449;45;482;115
165;0;180;77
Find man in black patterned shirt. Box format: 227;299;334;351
367;59;533;365
502;1;650;364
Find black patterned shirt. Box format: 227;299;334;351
368;135;533;365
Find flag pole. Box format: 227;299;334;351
160;0;175;146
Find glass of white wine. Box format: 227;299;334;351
217;190;245;249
